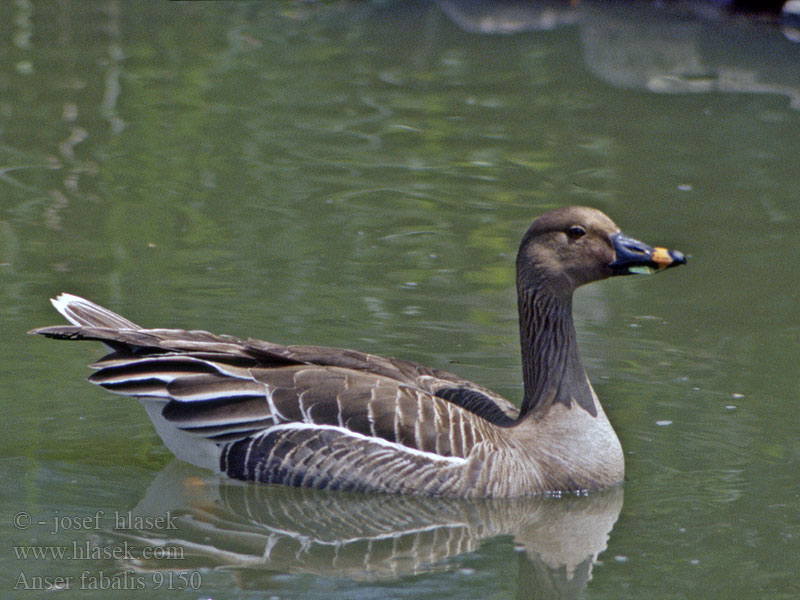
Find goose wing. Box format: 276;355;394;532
30;296;519;464
243;339;520;423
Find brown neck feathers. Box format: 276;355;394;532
517;284;597;420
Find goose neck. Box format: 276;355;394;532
517;284;595;420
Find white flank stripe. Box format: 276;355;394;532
266;422;467;466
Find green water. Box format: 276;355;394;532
1;2;798;599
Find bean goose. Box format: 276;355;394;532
30;206;685;497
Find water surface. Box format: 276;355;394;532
1;2;798;599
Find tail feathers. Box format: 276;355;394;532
29;293;260;358
50;293;140;329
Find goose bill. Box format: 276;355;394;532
609;232;686;276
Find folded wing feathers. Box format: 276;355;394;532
244;339;519;419
162;393;276;438
165;374;266;403
33;295;517;488
86;349;493;456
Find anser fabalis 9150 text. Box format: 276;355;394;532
30;206;685;497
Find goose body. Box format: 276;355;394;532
30;206;685;497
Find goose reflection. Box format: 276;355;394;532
115;461;622;597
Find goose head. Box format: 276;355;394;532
514;205;686;419
516;206;686;296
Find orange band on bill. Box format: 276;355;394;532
652;247;673;268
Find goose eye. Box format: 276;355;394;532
566;225;587;240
